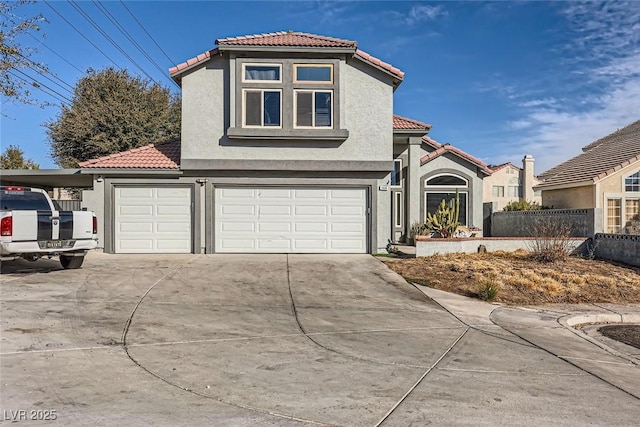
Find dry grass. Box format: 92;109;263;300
383;250;640;305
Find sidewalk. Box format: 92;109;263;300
415;285;640;399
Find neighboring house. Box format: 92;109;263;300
535;120;640;234
73;31;490;254
484;155;542;211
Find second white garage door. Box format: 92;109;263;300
215;187;367;253
114;186;192;253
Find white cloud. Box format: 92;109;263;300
406;5;447;24
503;1;640;173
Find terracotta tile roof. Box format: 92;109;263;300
355;49;404;79
422;135;442;149
169;49;217;76
393;114;431;131
488;162;520;172
420;143;493;175
170;31;403;80
537;120;640;187
216;31;356;48
79;140;180;169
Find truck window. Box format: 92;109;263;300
0;191;52;211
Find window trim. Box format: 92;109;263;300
293;63;334;84
394;191;403;228
242;89;282;129
390;159;403;188
293;89;333;129
241;63;282;83
424;173;469;188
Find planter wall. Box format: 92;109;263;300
415;237;589;257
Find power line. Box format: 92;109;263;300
119;0;178;67
67;0;159;84
92;0;177;87
26;32;85;74
44;1;122;69
12;51;75;93
8;70;70;106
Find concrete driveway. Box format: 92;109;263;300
1;253;639;426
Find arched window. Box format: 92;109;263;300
426;174;468;187
626;171;640;192
424;174;468;225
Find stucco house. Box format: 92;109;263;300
535;120;640;233
484;155;542;211
22;31;490;254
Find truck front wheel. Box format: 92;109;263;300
60;255;84;269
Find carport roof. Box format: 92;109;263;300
0;169;94;188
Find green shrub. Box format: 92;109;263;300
503;200;544;211
478;280;500;301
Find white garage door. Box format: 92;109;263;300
215;187;367;253
114;187;192;253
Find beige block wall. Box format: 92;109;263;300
542;185;594;209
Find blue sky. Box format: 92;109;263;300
2;1;639;174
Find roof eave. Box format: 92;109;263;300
351;55;404;85
393;129;430;137
533;180;594;191
217;45;356;54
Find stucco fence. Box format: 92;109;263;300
415;237;589;257
593;234;640;267
489;208;603;238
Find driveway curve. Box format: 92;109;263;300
2;253;639;426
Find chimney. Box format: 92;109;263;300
522;155;535;201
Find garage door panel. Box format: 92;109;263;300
257;239;291;250
295;205;327;215
215;187;367;253
156;205;190;215
260;205;291;215
259;189;291;199
115;187;192;254
119;188;154;198
331;205;364;216
119;205;154;215
295;189;328;198
258;222;291;232
222;222;255;232
295;223;327;233
220;204;255;216
331;239;365;250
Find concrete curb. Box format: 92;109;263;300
559;313;640;366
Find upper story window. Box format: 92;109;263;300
294;90;332;128
507;177;521;197
243;64;281;82
243;89;281;127
230;58;346;140
294;64;333;84
625;171;640;192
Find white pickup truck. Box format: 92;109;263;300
0;186;98;269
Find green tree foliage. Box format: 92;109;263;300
46;67;181;168
0;0;48;106
1;145;39;169
503;200;545;211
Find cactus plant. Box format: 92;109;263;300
425;193;461;238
